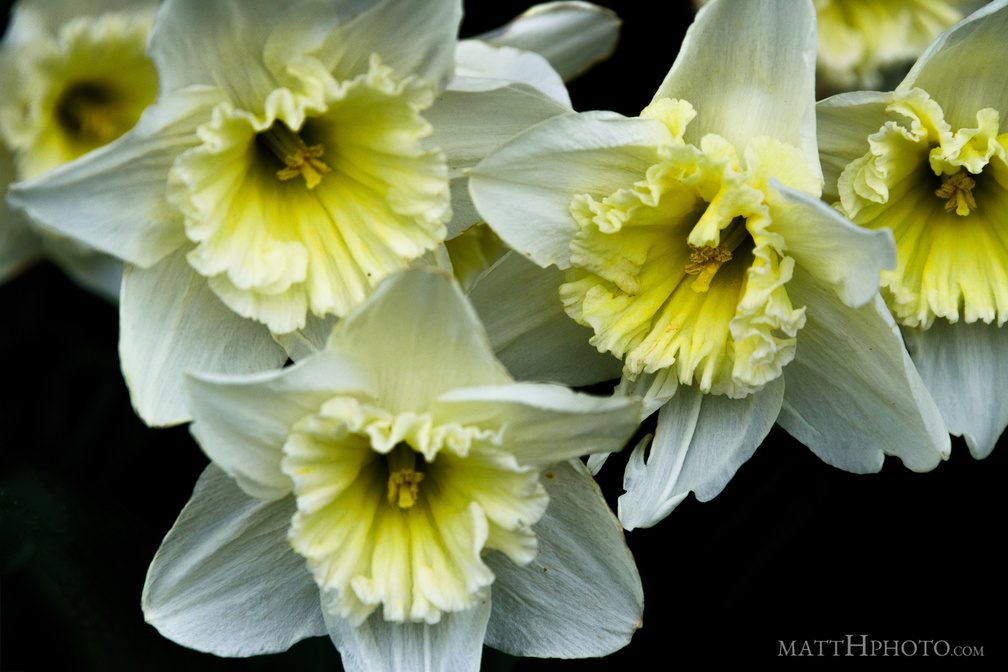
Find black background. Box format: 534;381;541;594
1;1;1003;669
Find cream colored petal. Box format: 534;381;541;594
6;87;222;267
779;269;949;473
433;382;641;467
326;269;511;412
453;41;569;106
905;320;1008;459
617;379;783;530
150;0;292;107
119;250;287;427
142;465;326;657
468;111;672;269
323;597;490;672
476;1;621;82
187;352;375;501
652;0;818;168
465;250;622;386
484;459;643;659
425;79;570;238
900;0;1008;129
816;91;894;203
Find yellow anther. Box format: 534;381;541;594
935;172;977;216
387;469;424;509
685;244;733;292
276;144;331;189
258;122;331;189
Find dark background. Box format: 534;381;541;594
2;1;1003;669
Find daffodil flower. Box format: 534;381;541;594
0;0;159;299
141;268;644;671
814;0;987;92
470;0;950;530
6;0;617;427
818;0;1008;458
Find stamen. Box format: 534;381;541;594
258;122;331;189
386;444;425;509
935;172;977;216
685;245;733;292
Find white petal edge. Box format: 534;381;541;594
652;0;819;173
187;351;375;501
434;382;641;467
465;250;622;386
453;42;570;106
477;1;621;82
142;464;326;657
484;459;642;658
468;111;671;269
618;379;783;531
6;86;222;268
324;597;490;672
778;269;949;473
770;180;895;308
120;249;287;427
904;320;1008;459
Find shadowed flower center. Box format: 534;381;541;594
0;10;158;179
256;121;332;189
837;87;1008;327
386;443;425;509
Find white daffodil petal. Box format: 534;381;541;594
434;383;640;466
326;269;511;412
277;0;461;93
484;459;642;659
425;79;570;238
187;352;375;501
454;41;570;106
120;250;287;427
466;250;622;386
816;91;893;202
769;181;895;307
901;0;1008;129
653;0;818;169
142;465;326;657
618;379;783;531
323;597;490;672
6;87;222;267
779;270;949;473
468;111;672;268
904;320;1008;459
150;0;294;106
477;1;621;82
273;312;340;361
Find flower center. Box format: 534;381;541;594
684;219;749;292
55;82;129;146
935;171;977;216
256;121;331;189
386;443;425;509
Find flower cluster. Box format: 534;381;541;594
2;0;1005;669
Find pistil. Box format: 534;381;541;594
684;219;748;292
